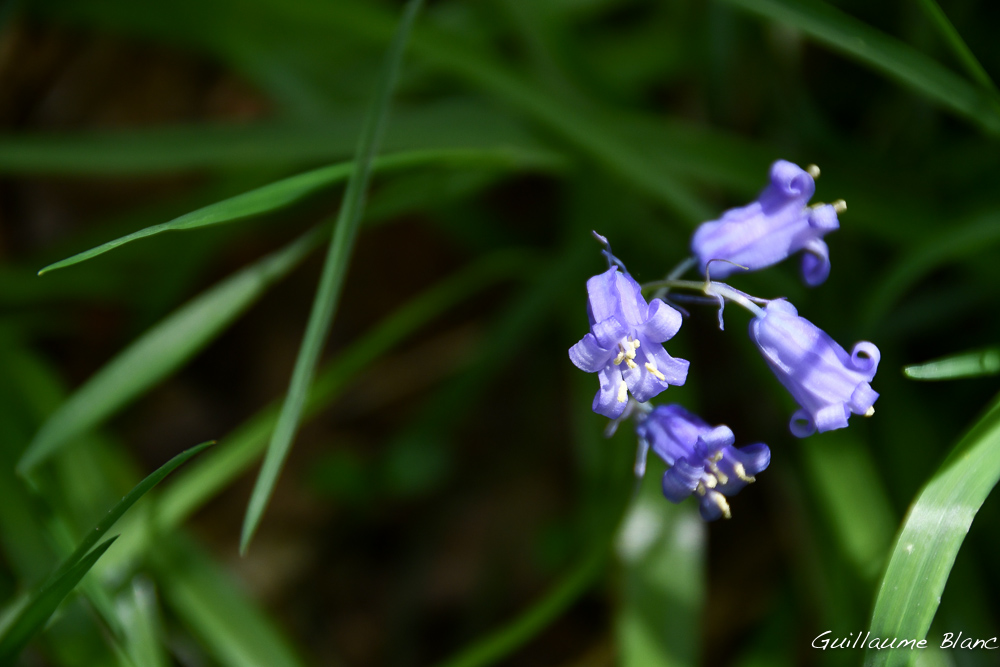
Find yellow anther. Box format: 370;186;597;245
617;381;629;403
695;481;706;496
632;339;640;349
644;362;666;381
733;462;755;483
704;474;718;489
864;406;875;417
625;358;638;369
708;462;729;486
806;164;821;179
833;199;847;213
713;493;732;520
613;350;625;365
710;451;724;463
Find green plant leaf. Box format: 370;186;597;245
0;99;543;174
18;228;321;472
47;442;212;584
616;474;705;667
240;0;424;554
916;0;998;95
866;393;1000;666
38;147;562;275
435;548;606;667
904;347;1000;381
116;578;168;667
720;0;1000;136
862;209;1000;329
151;536;305;667
0;536;118;662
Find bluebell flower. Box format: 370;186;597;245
749;299;879;437
690;160;842;286
569;266;689;419
636;404;770;520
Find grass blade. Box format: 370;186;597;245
904;347;1000;381
47;442;212;585
18;228;321;472
38;147;562;275
916;0;998;95
151;537;305;667
276;0;710;222
434;548;606;667
720;0;1000;136
117;578;168;667
239;0;424;553
861;209;1000;330
0;536;118;662
866;393;1000;666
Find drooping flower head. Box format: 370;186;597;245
749;299;879;437
636;404;770;520
690;160;842;286
569;266;689;419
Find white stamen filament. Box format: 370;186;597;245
644;362;666;381
708;462;729;486
712;492;732;520
733;462;755;483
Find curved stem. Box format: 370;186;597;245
652;256;697;300
641;279;767;318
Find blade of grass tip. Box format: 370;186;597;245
46;442;212;585
719;0;1000;137
865;393;1000;666
916;0;999;97
38;146;562;275
904;347;1000;381
434;548;606;667
239;0;424;555
0;536;118;662
18;226;322;473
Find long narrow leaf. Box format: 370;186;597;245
435;548;606;667
39;147;563;275
47;442;212;584
240;0;424;553
866;393;1000;665
151;536;305;667
904;347;1000;381
18;228;322;472
0;536;118;662
720;0;1000;136
916;0;998;95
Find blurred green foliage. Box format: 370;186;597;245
2;0;1000;665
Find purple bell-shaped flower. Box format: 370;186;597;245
690;160;842;286
636;404;770;520
569;267;689;419
749;299;879;437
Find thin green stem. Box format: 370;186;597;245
652;256;697;300
641;279;766;318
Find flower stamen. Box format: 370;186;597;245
734;463;755;483
617;380;629;403
644;362;666;381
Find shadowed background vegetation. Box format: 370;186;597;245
2;0;1000;665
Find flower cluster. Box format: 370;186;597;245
568;160;879;520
